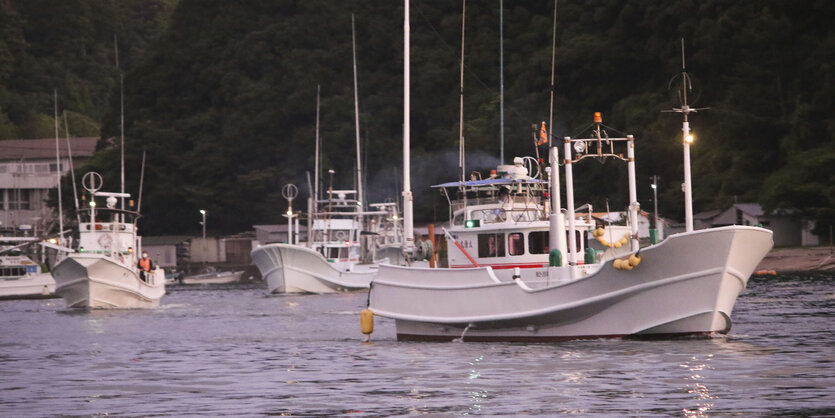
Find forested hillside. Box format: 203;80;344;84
0;0;177;139
3;0;833;236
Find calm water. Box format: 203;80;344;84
1;274;833;417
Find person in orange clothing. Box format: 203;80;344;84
137;251;154;282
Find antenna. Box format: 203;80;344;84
663;38;709;233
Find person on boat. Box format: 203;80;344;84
498;187;512;204
137;252;154;282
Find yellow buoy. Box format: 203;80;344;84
594;228;605;237
619;236;629;245
600;239;610;247
622;262;633;271
361;309;374;335
613;259;624;270
629;254;642;267
614;241;622;248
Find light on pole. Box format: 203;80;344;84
650;175;662;243
650;175;659;229
199;209;207;265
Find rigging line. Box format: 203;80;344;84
412;1;491;93
413;1;548;129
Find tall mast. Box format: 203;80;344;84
666;38;707;232
314;84;320;214
548;0;558;151
499;0;504;164
63;112;81;226
120;72;125;214
547;0;566;259
53;89;64;242
458;0;466;183
352;14;364;212
115;33;125;215
402;0;414;253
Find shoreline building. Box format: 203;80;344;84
0;137;97;234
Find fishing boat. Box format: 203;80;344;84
177;267;245;285
52;172;165;308
251;16;424;294
252;191;410;293
0;237;56;299
368;120;773;341
361;3;773;342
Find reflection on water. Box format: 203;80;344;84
0;275;833;415
681;354;715;417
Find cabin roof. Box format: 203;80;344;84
0;137;98;161
432;177;547;188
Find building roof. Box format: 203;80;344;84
253;224;308;233
733;203;764;217
693;209;722;220
142;235;193;246
0;137;99;161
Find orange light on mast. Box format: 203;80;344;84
594;112;602;124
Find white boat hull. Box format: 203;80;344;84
251;244;377;294
179;270;244;285
369;226;773;341
0;273;56;299
53;254;165;309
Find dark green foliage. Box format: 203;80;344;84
0;0;176;139
15;0;835;237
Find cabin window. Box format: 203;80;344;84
477;233;505;258
508;233;525;256
508;209;540;222
453;213;465;226
49;163;64;172
339;247;349;259
565;230;583;252
528;231;549;254
331;229;351;241
328;248;340;259
472;209;506;224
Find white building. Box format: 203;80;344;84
0;137;97;233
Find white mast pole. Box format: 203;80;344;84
499;0;504;164
313;85;320;247
352;14;364;213
54;89;64;242
563;138;576;280
547;0;565;258
458;0;466;183
314;85;320;209
402;0;415;254
627;135;639;250
680;38;694;233
549;147;566;258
